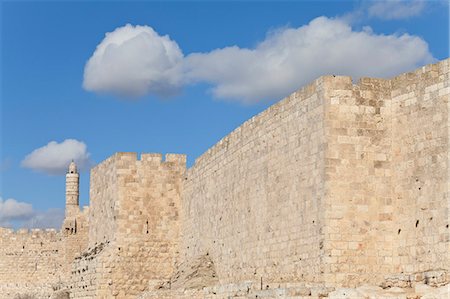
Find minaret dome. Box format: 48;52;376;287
68;160;77;174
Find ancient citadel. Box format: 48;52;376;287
0;59;449;299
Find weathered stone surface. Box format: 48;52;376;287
169;254;219;290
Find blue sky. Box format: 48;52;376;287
0;0;448;228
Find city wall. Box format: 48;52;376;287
0;59;448;299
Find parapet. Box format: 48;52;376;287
140;152;187;166
0;227;59;236
93;152;187;171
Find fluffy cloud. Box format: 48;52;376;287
368;0;426;20
0;197;33;225
0;196;64;229
21;139;92;175
83;17;434;103
83;24;184;97
184;17;433;102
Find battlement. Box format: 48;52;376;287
0;225;64;288
0;227;60;237
94;152;186;169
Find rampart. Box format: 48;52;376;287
0;59;448;299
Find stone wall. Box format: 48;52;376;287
323;76;394;287
63;207;90;278
181;77;329;287
176;59;450;291
69;241;112;298
0;208;89;299
88;154;119;247
0;228;65;298
0;59;448;299
321;60;450;287
390;60;450;281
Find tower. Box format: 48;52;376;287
65;160;79;218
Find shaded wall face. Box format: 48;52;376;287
0;229;64;285
63;209;89;276
0;202;88;298
69;242;113;299
181;79;328;285
390;61;449;279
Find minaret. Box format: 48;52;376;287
65;160;79;218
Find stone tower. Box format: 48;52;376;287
65;160;79;219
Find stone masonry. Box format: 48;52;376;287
0;59;449;298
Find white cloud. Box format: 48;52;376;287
21;139;92;175
0;196;64;229
343;0;428;23
83;17;435;103
0;197;33;225
184;17;434;102
83;24;184;97
368;0;426;20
